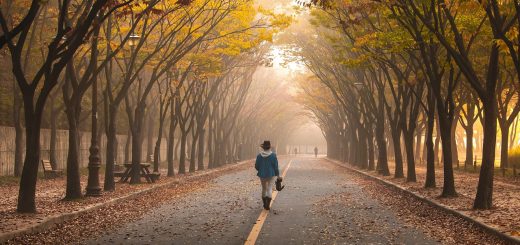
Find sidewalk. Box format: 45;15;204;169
330;159;520;241
0;161;252;243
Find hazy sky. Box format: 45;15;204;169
252;0;327;150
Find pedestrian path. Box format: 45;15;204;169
88;156;437;244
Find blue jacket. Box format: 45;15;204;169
255;152;280;178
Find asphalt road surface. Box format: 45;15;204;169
88;156;438;245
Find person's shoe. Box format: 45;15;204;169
265;197;272;210
262;197;267;209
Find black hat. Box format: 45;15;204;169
260;140;271;149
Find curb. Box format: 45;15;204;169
0;160;253;243
325;158;520;245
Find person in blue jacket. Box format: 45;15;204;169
255;140;281;210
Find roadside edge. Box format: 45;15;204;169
325;158;520;245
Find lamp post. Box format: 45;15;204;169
86;35;102;197
128;33;140;48
127;31;141;183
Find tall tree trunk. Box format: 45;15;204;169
391;127;404;178
64;104;82;200
473;46;500;209
375;110;390;175
167;103;175;176
367;127;375;170
465;106;475;168
357;126;368;169
438;115;456;197
189;128;197;173
499;122;509;169
17;108;43;213
197;128;205;170
474;96;498;208
415;127;423;164
13;90;24;176
178;131;187;174
104;106;118;191
451;115;460;167
103;15;116;192
404;130;417;182
208;113;214;169
130;105;146;184
434;124;441;166
425;92;436;188
348;127;358;164
153;117;165;173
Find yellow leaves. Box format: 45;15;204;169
119;27;131;34
269;14;293;30
506;27;519;41
257;6;293;30
145;59;161;69
195;1;289;59
341;55;369;68
494;39;508;53
494;38;518;56
108;41;119;50
258;29;274;42
186;51;223;77
353;32;378;50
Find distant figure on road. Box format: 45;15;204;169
314;146;318;158
294;147;298;155
255;140;281;210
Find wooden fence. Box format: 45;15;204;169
0;126;167;176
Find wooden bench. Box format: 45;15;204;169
41;160;63;178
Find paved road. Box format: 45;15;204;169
88;156;438;245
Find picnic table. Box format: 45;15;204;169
119;163;156;183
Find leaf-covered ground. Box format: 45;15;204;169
1;161;250;243
346;160;520;240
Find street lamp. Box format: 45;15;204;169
353;82;364;96
86;34;102;197
128;33;140;47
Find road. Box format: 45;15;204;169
87;156;439;245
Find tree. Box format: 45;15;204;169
401;0;503;209
0;0;132;213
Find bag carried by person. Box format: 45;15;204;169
275;177;284;191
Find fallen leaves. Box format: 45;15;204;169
3;162;253;244
333;162;510;245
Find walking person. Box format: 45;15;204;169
314;146;318;158
255;140;281;210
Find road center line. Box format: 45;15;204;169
244;159;293;245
